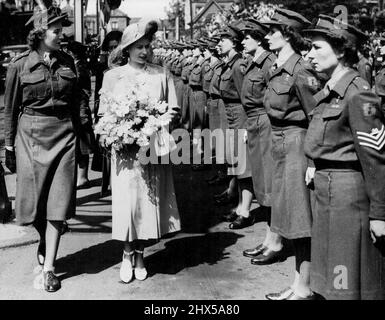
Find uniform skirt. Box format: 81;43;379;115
270;127;312;239
311;169;385;300
174;77;184;111
189;89;207;130
181;83;191;129
78;122;96;155
15;113;77;224
246;112;273;207
224;103;251;179
208;98;222;131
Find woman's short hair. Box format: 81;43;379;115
244;30;270;51
326;34;360;67
225;37;243;52
280;25;308;55
27;28;46;50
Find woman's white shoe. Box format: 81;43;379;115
134;267;148;281
120;251;134;283
134;249;147;281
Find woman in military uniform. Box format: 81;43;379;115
4;5;81;292
262;9;321;300
188;41;209;158
180;44;194;130
218;24;254;230
238;19;284;265
305;15;385;300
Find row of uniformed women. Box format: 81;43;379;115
159;8;385;300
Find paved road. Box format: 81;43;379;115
0;163;294;299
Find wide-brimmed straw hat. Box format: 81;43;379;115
120;19;159;50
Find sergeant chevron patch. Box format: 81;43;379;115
357;125;385;151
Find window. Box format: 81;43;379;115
111;21;119;30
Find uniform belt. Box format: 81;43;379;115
245;108;267;117
314;160;362;171
210;94;221;100
23;107;71;117
223;98;241;104
270;118;308;129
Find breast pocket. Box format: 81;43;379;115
57;68;77;97
320;107;344;146
268;81;291;111
220;71;232;91
20;72;47;100
248;73;264;95
190;67;201;84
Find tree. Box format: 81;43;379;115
166;0;185;37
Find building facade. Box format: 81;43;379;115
85;8;130;35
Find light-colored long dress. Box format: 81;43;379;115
99;63;181;242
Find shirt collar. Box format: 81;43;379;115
280;53;301;75
26;50;61;71
326;68;358;98
25;50;45;71
254;50;270;66
226;52;241;68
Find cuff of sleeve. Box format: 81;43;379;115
369;206;385;221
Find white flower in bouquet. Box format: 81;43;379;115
95;83;175;154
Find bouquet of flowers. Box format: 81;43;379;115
94;78;176;154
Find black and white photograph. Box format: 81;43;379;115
0;0;385;304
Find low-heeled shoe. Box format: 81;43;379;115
285;292;317;300
265;287;293;300
229;215;253;230
43;271;61;292
243;244;267;258
251;249;285;265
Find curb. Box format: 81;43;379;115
0;238;39;250
0;223;39;250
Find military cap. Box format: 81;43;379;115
239;18;270;38
218;24;244;42
304;14;368;46
263;8;310;31
26;5;72;29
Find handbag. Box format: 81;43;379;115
154;126;177;157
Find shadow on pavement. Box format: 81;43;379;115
173;164;236;234
146;232;244;276
56;232;243;281
56;240;122;280
66;214;112;233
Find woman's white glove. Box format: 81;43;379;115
305;167;315;186
243;130;248;144
370;220;385;243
